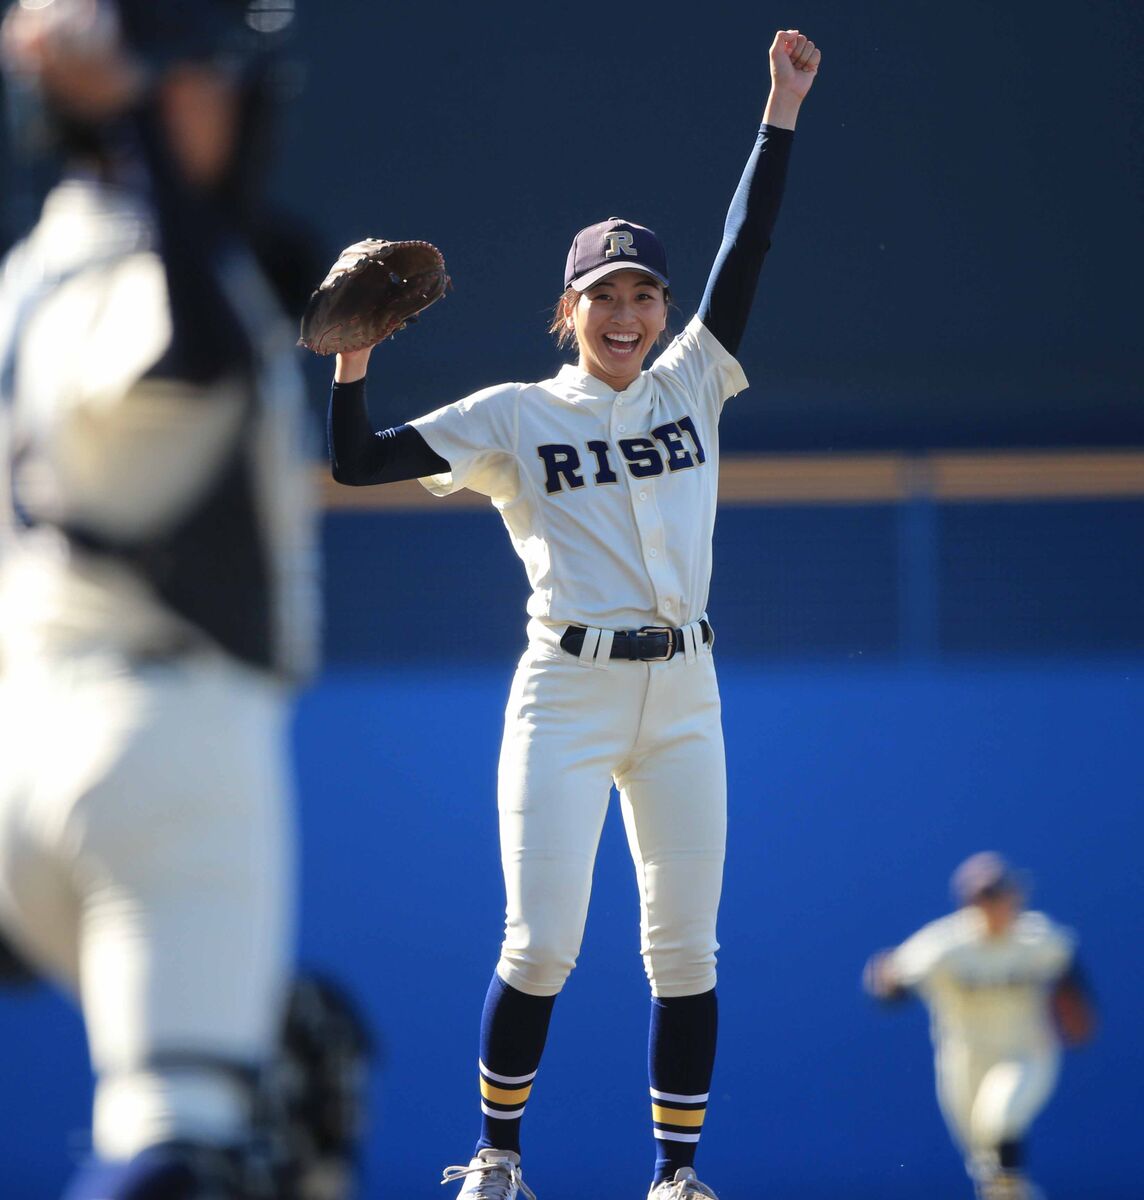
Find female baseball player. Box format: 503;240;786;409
864;853;1096;1200
326;29;820;1200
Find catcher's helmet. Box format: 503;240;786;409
113;0;289;72
2;0;298;224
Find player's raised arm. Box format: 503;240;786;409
696;29;820;357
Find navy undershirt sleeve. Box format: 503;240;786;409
328;379;450;485
133;109;254;385
697;123;794;357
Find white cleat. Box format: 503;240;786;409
441;1148;536;1200
647;1166;719;1199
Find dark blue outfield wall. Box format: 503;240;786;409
326;499;1144;665
4;502;1144;1198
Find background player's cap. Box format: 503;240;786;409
951;851;1026;905
564;217;670;292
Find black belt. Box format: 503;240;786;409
560;621;712;663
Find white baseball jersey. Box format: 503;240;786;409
889;907;1075;1054
0;179;318;675
411;315;747;634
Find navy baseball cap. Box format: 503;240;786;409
564;217;670;292
951;852;1025;905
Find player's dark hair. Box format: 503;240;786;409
548;287;578;349
548;285;675;351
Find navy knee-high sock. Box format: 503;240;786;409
648;989;718;1185
998;1140;1024;1170
474;973;556;1156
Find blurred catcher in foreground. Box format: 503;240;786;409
0;2;369;1197
864;852;1095;1200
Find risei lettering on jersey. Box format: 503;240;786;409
536;417;707;495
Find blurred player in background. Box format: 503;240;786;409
0;2;368;1197
864;852;1096;1200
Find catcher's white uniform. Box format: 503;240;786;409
887;906;1076;1158
0;177;318;1159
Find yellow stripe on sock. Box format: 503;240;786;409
481;1079;533;1105
652;1104;706;1127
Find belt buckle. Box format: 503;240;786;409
637;625;676;662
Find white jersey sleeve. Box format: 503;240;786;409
650;315;749;418
409;382;523;504
888;912;964;989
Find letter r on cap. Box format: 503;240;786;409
604;231;636;258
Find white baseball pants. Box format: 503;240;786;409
0;650;293;1159
494;623;725;999
935;1040;1061;1154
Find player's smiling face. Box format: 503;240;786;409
569;269;667;392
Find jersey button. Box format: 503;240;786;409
639;491;648;501
617;424;627;433
648;548;658;558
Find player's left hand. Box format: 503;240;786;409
863;951;907;1003
769;29;821;101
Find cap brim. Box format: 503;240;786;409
569;262;670;292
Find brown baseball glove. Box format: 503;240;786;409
1050;975;1096;1046
298;238;450;355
